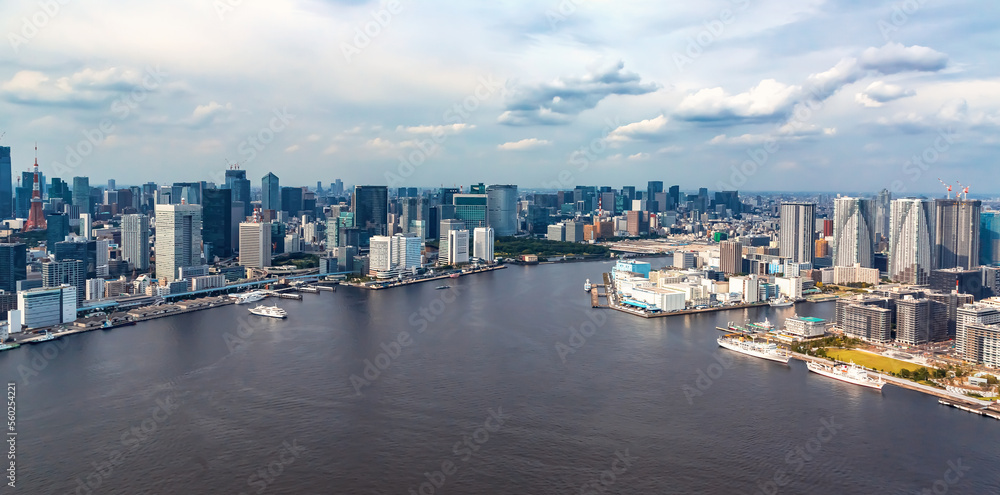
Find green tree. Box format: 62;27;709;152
899;369;911;379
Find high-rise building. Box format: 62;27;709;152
121;214;150;272
400;197;429;236
832;197;876;268
202;188;233;259
260;172;281;210
779;202;815;264
980;211;1000;266
0;146;11;220
957;303;1000;363
154;204;203;283
45;213;69;254
485;185;517;236
875;188;892;241
280;186;304;216
888;198;935;284
835;297;892;343
352;186;388;237
447;229;470;266
720;240;743;275
79;213;93;240
224;168;251;218
326;215;340;249
453;194;488;230
646;181;663;213
41;259;85;304
72;177;91;217
935;198;981;270
239;214;272;269
896;296;930;345
473;227;494;263
438;219;466;266
0;243;27;293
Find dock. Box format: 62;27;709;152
938;399;1000;420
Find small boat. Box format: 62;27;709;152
435;285;451;290
0;342;19;352
248;304;287;319
449;273;460;279
584;279;592;291
36;330;58;342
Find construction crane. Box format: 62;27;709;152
956;181;969;201
936;178;952;199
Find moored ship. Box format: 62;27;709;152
717;335;790;364
233;291;266;305
807;361;885;390
248;304;288;319
769;296;794;307
584;279;592;291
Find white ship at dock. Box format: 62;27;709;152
717;334;790;364
807;361;885;391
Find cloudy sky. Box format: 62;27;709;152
1;0;998;194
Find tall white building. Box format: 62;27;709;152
79;213;93;240
779;202;815;264
447;229;470;266
85;278;105;301
17;285;77;329
369;233;423;277
832;197;875;268
888;198;935;284
121;213;150;271
439;219;466;266
473;227;494;263
154;204;203;283
95;239;110;278
239;220;273;268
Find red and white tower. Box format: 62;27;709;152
23;145;46;231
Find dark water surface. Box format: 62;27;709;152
3;260;998;494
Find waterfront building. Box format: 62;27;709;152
784;315;826;338
547;223;566;242
835;297;892;343
779;202;815;264
438;219;466;266
154;203;203;283
86;278;105;301
16;285;77;329
832;197;876;268
446;229;470;266
957;303;1000;362
775;276;803;299
896;296;931;345
565;221;585;243
473;227;494;263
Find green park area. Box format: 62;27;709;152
824;349;917;374
493;237;610;258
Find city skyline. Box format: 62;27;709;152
1;1;998;191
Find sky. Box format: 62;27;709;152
1;0;998;194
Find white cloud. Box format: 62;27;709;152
285;144;300;153
627;152;649;161
398;123;475;134
497;138;551;151
607;115;669;142
855;81;915;107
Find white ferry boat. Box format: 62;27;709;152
248;304;287;319
807;361;885;391
233;291;266;305
0;327;18;352
584;279;592;291
717;335;790;364
769;296;794;307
